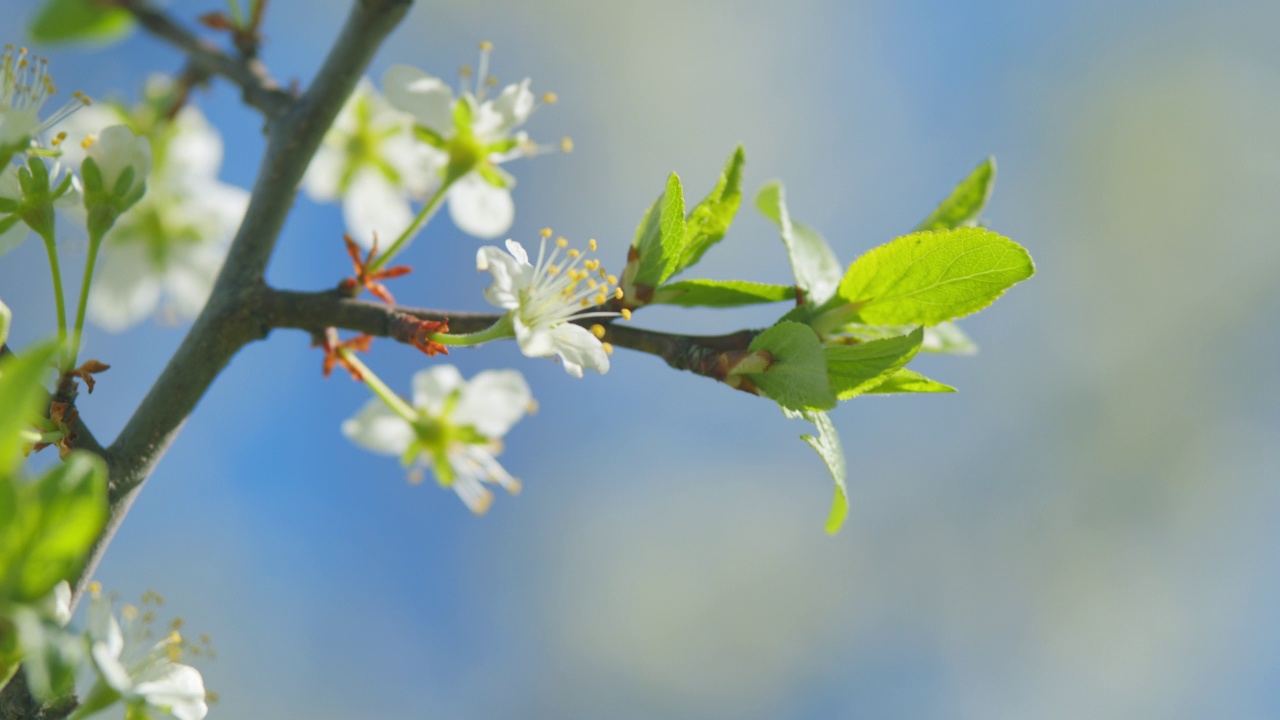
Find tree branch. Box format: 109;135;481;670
117;0;293;119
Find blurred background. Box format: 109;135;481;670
4;0;1279;718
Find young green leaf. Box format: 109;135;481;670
824;327;924;400
821;321;978;356
785;408;849;534
28;0;135;45
650;279;795;308
0;340;59;477
8;452;108;603
756;181;843;304
864;369;956;394
915;157;996;232
676;146;745;272
630;173;687;288
744;321;835;411
836;227;1034;326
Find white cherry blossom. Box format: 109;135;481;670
476;233;621;377
342;364;533;514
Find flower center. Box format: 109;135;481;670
520;231;622;328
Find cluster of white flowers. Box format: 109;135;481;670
57;77;248;331
306;43;555;246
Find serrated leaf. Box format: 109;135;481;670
915;157;996;232
864;369;956;394
675;146;745;273
28;0;135;45
9;452;108;602
836;227;1034;326
824;327;924;400
651;279;795;308
756;181;843;304
746;321;835;411
0;340;58;477
785;408;848;534
632;174;686;286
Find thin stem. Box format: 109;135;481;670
340;350;417;422
430;314;514;347
367;178;453;274
68;228;106;370
36;228;68;355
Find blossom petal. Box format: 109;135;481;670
383;65;454;136
411;365;464;412
161;242;226;322
87;125;150;195
342;398;414;456
132;663;208;720
343;168;415;249
87;241;162;332
447;172;514;239
454;369;531;437
474;79;535;142
164;106;222;182
549;322;611;377
302;143;346;200
476;244;528;311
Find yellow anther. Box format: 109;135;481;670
540;227;553;238
51;131;66;146
81;137;93;149
602;342;614;355
594;292;607;304
459;65;473;79
614;287;624;300
541;92;558;104
169;630;182;644
587;279;598;290
590;324;606;339
621;308;632;320
167;645;182;662
588;238;597;251
122;605;139;621
207;691;221;704
580;298;589;307
527;399;539;414
567;249;580;259
486;76;498;87
560;137;574;153
546;264;559;275
479;40;494;52
171;617;185;629
607;274;618;285
88;581;102;596
556;236;568;248
200;633;212;645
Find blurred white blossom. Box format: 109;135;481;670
342;364;533;514
303;78;437;248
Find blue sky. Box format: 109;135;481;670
4;1;1280;718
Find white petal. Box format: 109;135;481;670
87;241;162;332
474;79;535;142
163;106;222;181
453;369;531;437
342;398;414;456
302;144;346;200
476;245;528;311
0;108;39;147
132;663;208;720
549;322;610;377
87;125;151;194
411;365;464;412
343;169;414;249
447;173;514;239
382;65;455;136
161;242;225;322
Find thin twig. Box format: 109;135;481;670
116;0;292;119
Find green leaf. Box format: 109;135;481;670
28;0;135;45
675;146;745;273
631;174;686;287
824;327;924;400
745;321;835;411
915;157;997;232
864;369;956;394
650;279;795;307
836;227;1034;326
785;409;848;534
756;181;843;304
0;340;58;477
9;452;108;603
823;321;978;356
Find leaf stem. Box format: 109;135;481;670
429;313;514;347
36;228;68;357
68;227;107;370
338;349;418;423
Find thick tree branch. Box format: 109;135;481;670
116;0;293;119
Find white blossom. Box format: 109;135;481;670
303;78;438;248
342;365;533;514
383;50;550;239
85;588;208;720
476;233;621;377
0;46;88;151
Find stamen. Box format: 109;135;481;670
621;308;632;320
590;324;606;339
540;227;553;238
